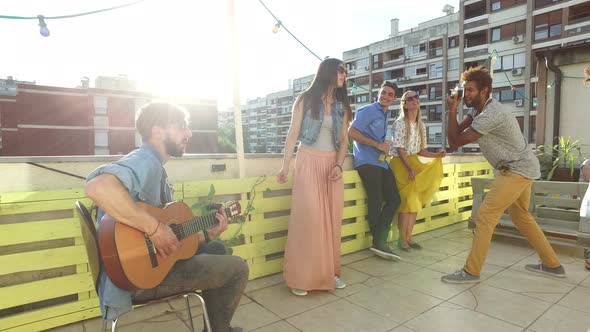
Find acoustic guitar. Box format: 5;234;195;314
98;200;241;291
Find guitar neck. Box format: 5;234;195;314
171;207;232;241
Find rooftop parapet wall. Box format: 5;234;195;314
0;154;487;193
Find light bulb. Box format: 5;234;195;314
273;21;282;34
40;26;50;37
37;15;49;37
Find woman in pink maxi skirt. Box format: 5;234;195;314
277;58;352;296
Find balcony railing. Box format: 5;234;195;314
565;16;590;36
382;57;405;68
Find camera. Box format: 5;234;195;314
449;85;463;98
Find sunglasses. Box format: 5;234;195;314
403;92;420;102
337;66;347;75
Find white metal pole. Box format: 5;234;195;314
228;0;246;179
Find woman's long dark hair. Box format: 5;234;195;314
301;58;352;123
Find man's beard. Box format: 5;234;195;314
465;94;482;109
164;135;185;157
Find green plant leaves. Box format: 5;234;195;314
536;136;587;180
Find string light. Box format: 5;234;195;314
0;0;144;37
37;15;49;37
258;0;323;61
272;21;281;34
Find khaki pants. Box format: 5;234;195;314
464;171;561;276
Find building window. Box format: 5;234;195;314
500;89;514;101
492;0;526;11
408;43;426;56
514;86;525;99
448;36;458;48
429;83;442;100
355;57;369;69
448;58;459;71
493;85;525;101
493;52;526;71
94;96;108;115
95;131;108;147
491;20;526;42
535;0;563;10
427;125;442;144
429;39;443;57
491;28;501;42
534;10;562;41
569;2;590;25
514;53;526;68
502;55;514;70
429;62;443;79
427;106;442;122
406;65;426;77
492;90;500;100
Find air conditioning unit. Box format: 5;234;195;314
513;34;524;44
511;68;523;76
514;99;524;107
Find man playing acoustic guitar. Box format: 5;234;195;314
85;102;248;332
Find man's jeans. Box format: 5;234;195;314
356;164;401;248
133;241;249;332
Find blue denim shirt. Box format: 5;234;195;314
298;101;344;150
351;101;391;169
86;143;172;320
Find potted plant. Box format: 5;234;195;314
536;136;587;181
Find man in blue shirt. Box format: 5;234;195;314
348;81;401;260
85;102;248;332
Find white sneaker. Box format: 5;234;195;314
291;288;308;296
334;277;346;289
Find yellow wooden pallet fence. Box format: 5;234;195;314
0;162;493;331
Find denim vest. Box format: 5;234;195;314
298;101;344;150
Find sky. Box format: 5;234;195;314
1;0;459;109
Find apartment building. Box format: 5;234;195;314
241;74;313;153
0;82;219;156
462;0;590;151
344;0;590;153
344;11;465;151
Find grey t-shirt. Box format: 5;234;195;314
470;99;540;179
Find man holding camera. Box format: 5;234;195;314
441;66;565;283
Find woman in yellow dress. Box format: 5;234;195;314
389;90;445;251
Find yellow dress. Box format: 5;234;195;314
390;119;444;212
389;156;443;213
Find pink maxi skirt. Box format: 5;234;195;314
283;145;344;290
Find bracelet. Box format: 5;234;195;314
203;230;211;243
335;164;343;172
147;221;160;237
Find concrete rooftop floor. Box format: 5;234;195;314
48;222;590;332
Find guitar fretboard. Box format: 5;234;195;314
170;207;233;241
